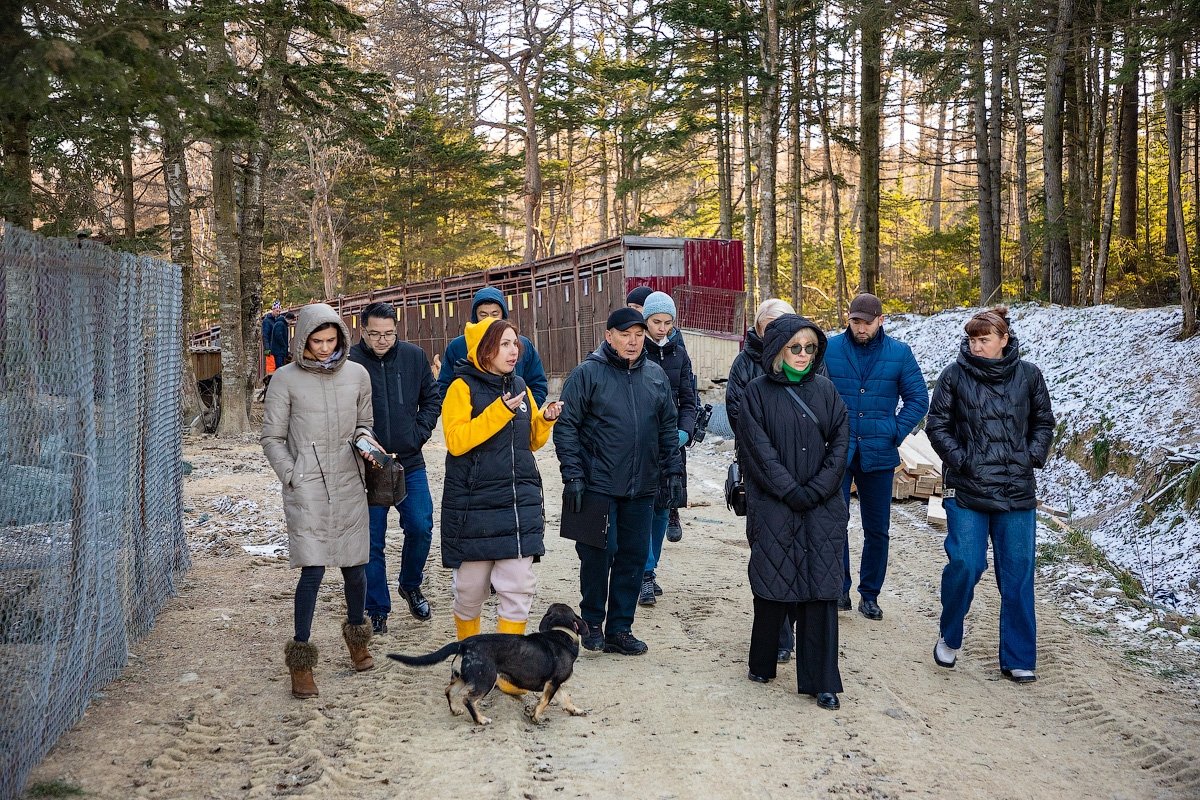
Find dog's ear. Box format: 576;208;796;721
574;616;589;636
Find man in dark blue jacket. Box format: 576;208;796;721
437;286;548;406
824;293;929;621
348;302;443;632
555;307;683;656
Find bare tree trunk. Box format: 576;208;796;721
1008;35;1033;298
930;99;947;233
815;83;847;325
1117;15;1140;273
972;14;1001;304
757;0;781;301
122;133;137;240
858;0;882;295
790;22;804;313
1167;34;1197;336
741;39;757;299
208;33;250;435
0;1;33;228
715;41;733;239
1094;77;1123;305
1043;0;1076;305
161;104;200;421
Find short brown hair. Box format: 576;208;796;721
965;306;1010;338
475;320;521;370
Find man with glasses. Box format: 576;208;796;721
823;293;929;621
349;302;443;631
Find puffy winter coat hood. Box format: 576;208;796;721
761;314;829;379
925;336;1055;512
291;303;351;373
471;286;508;322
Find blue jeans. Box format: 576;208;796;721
579;494;654;634
940;496;1037;670
365;468;434;618
841;455;895;601
643;508;670;573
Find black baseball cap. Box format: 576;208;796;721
848;293;884;322
607;307;648;331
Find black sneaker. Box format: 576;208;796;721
604;631;648;656
837;592;852;612
637;573;657;606
776;648;792;664
858;598;883;621
666;509;683;542
370;615;388;635
401;587;431;621
581;626;605;652
653;578;663;597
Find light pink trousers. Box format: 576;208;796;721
452;557;537;622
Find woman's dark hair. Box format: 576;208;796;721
306;321;343;348
475;320;520;371
360;302;396;328
964;306;1010;338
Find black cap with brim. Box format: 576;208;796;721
607;307;648;331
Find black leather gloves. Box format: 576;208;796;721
563;479;585;514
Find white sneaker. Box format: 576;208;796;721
933;637;959;668
1002;668;1037;683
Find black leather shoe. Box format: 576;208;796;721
400;587;431;621
816;692;840;710
776;648;792;664
369;615;387;635
581;627;605;652
858;599;883;620
837;592;852;611
747;671;771;683
604;631;648;655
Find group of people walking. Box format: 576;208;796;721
260;286;1055;710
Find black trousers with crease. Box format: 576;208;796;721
749;596;843;694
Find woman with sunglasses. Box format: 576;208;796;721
738;314;849;710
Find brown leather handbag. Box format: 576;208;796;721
364;457;406;507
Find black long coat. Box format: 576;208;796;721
926;337;1055;513
739;315;850;602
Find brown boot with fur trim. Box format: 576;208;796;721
342;620;375;671
284;640;319;699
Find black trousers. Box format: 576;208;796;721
294;564;367;642
749;597;843;694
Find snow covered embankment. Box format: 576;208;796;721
888;304;1200;620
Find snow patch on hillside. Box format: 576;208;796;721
887;303;1200;617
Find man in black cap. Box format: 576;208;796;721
555;307;684;655
824;293;929;621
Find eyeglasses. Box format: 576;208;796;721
364;331;397;341
786;343;818;355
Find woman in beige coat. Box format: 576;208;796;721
262;303;377;698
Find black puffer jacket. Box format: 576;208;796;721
555;342;682;498
739;315;849;602
644;329;698;438
440;367;546;567
348;339;442;474
926;337;1055;513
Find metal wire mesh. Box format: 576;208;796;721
0;222;187;798
671;284;746;338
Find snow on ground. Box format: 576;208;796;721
886;303;1200;618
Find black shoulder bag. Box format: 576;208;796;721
725;460;747;516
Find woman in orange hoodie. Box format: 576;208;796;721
440;318;563;674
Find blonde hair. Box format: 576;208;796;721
771;327;819;373
755;298;796;335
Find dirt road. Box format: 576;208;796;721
25;435;1200;799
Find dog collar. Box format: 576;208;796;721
550;626;581;644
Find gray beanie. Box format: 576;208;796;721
641;291;676;321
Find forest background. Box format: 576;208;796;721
2;0;1199;434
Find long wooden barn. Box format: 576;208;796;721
193;235;747;386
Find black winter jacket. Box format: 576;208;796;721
644;330;699;438
348;340;442;475
555;342;682;498
440;367;546;567
739;315;849;602
926;337;1055;513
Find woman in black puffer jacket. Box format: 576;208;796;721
739;314;849;710
925;306;1055;684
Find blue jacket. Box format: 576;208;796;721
268;316;290;362
437;286;548;405
823;327;929;472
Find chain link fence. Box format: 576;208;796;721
0;223;188;798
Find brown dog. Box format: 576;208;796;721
389;603;589;725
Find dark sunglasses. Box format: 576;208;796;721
786;343;818;355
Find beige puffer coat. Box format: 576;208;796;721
261;303;374;568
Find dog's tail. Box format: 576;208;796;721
387;642;460;667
